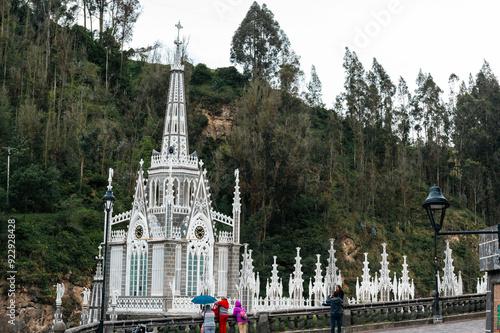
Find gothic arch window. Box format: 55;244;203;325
186;217;212;296
154;179;160;206
173;178;179;205
128;240;148;296
188;179;197;206
180;105;186;135
187;247;205;296
183;179;189;206
162;178;167;206
158;181;164;206
218;247;228;296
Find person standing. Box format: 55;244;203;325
202;304;216;333
336;285;349;305
336;285;344;300
324;291;343;333
233;300;248;333
214;297;229;333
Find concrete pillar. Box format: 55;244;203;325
256;312;269;333
53;321;66;333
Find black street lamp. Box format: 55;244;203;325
422;184;450;324
422;184;500;325
99;187;115;333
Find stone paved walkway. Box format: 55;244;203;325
365;318;485;332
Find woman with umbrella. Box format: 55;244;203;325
192;296;218;333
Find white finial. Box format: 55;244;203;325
96;244;103;259
235;169;239;182
111;288;119;306
82;287;91;306
107;168;114;190
139;159;144;168
56;283;65;306
199;160;204;168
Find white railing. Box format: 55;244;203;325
170;297;202;313
174;206;190;214
109;297;164;313
149;205;189;215
218;231;233;243
211;210;233;226
151;154;198;168
252;297;312;312
151;225;166;239
110;230;126;242
150;206;166;214
172;226;182;239
111;210;131;225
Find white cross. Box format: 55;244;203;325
175;21;183;41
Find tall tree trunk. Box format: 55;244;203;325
2;1;9;89
83;0;87;29
45;0;52;80
24;0;30;39
99;0;105;42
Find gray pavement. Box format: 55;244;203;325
365;318;486;332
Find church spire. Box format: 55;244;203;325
158;21;190;163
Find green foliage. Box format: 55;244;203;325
0;207;101;302
191;63;213;85
9;164;61;213
189;65;247;112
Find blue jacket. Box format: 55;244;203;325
323;295;343;314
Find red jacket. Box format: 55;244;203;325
215;299;229;316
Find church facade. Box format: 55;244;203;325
89;23;242;319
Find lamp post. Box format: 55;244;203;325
422;184;500;325
422;184;450;324
99;186;115;333
2;146;15;206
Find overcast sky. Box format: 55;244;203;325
130;0;500;107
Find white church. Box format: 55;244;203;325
87;22;242;319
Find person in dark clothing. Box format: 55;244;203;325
323;291;343;333
336;285;344;301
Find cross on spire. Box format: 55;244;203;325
175;20;183;45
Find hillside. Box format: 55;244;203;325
0;1;499;330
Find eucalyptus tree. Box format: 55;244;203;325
414;71;449;183
394;77;411;144
230;1;300;87
341;47;368;177
306;65;324;108
454;61;500;222
229;78;312;243
342;47;368;125
369;58;395;131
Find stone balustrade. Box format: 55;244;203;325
65;294;485;333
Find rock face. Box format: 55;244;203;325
0;293;54;333
342;237;359;262
201;105;234;139
0;284;87;333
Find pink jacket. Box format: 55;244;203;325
232;301;247;323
